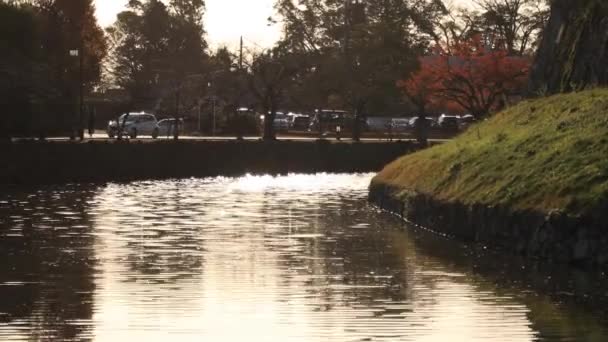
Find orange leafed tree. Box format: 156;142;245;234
400;36;531;118
397;63;442;117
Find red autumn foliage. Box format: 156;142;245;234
397;64;442;116
399;36;531;118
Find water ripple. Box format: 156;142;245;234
0;174;607;341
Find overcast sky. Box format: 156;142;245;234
95;0;473;49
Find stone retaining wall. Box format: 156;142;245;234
369;182;608;269
0;140;417;185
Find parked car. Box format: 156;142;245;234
292;115;311;131
408;116;436;129
309;110;363;134
459;114;476;130
229;108;261;136
366;117;393;132
273;113;290;132
391;118;410;132
157;118;184;137
286;113;299;128
107;112;159;139
438;114;460;131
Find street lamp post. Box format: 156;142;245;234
69;47;84;141
212;96;216;137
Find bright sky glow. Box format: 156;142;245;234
94;0;475;49
94;0;282;49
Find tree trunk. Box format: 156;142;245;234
352;102;365;142
263;97;277;141
174;90;180;140
415;111;429;147
0;119;10;143
530;0;608;94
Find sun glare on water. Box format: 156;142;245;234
228;173;375;193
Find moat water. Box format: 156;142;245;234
1;174;607;341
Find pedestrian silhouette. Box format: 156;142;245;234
88;110;95;138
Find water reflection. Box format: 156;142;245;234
0;174;607;341
0;187;96;341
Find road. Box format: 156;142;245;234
11;131;451;143
44;131;450;143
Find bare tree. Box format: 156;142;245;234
475;0;549;55
248;48;300;141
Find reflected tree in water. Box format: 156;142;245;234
0;186;98;341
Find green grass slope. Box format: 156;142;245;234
373;89;608;216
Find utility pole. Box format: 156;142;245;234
79;37;84;141
344;0;364;142
207;81;217;136
239;36;244;70
212;96;216;137
197;98;202;133
174;86;180;140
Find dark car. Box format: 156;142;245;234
309;110;367;133
438;115;460;131
157;118;184;137
408;116;435;129
459;114;476;130
292;115;311;131
309;110;350;133
391;118;410;132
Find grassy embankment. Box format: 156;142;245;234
373;89;608;217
